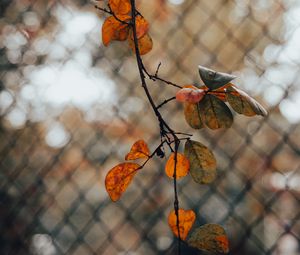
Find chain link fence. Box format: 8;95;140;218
0;0;299;254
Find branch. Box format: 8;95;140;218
142;63;183;89
156;96;176;109
129;1;182;253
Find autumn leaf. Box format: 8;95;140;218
102;15;131;46
129;32;153;55
188;224;229;254
109;0;131;15
165;152;190;179
226;86;268;117
105;162;141;201
125;139;150;160
198;65;236;91
184;140;216;184
168;208;196;240
184;102;203;129
183;84;200;90
135;16;149;39
208;84;231;101
176;88;205;103
199;95;233;129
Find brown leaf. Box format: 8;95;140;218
184;102;203;129
109;0;131;15
226;86;268;117
125;139;150;160
129;32;153;55
199;95;233;129
188;224;229;254
168;208;196;240
102;15;130;46
165;152;190;179
105;162;141;201
184;140;216;184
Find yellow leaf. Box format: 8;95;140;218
168;208;196;240
125;139;150;160
105;162;141;201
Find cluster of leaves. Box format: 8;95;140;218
179;66;267;131
105;140;149;201
105;138;228;253
101;0;153;55
105;139;229;253
99;1;268;254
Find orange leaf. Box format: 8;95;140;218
176;88;205;103
105;162;141;201
207;84;231;101
135;16;149;39
165;152;190;179
125;139;150;160
183;84;199;90
109;0;131;15
216;235;230;253
102;15;130;46
129;32;153;55
168;208;196;240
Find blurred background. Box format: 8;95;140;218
0;0;299;254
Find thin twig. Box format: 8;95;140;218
145;68;183;89
94;5;111;15
156;96;176;109
155;62;162;76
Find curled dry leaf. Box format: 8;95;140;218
176;88;205;103
199;95;233;129
129;32;153;55
102;15;131;46
188;223;229;254
125;139;150;160
184;140;216;184
198;65;236;91
105;162;141;201
226;86;268;117
168;208;196;240
109;0;131;15
165;152;190;179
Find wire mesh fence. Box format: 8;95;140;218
0;0;299;254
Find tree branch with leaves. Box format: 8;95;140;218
95;0;267;254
